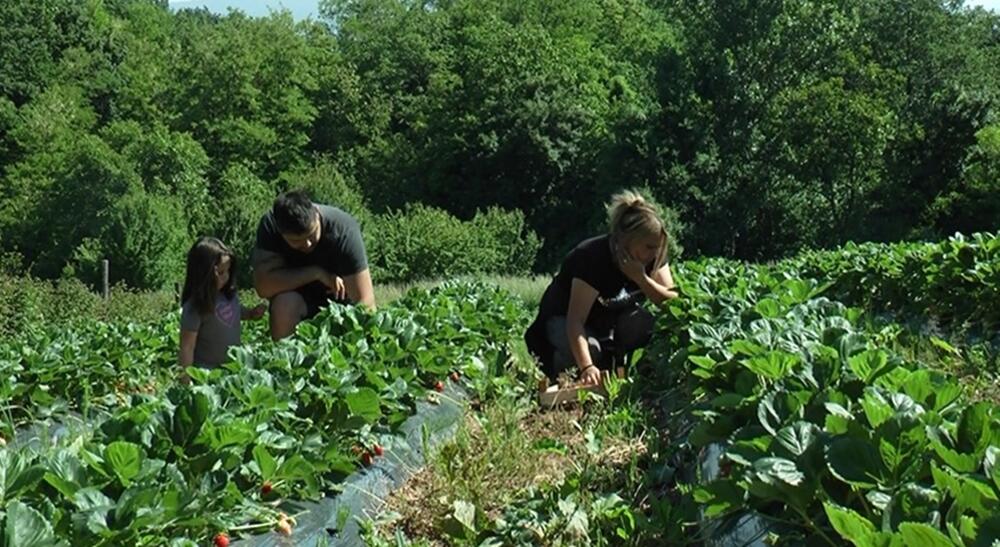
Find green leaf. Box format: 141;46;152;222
928;337;960;356
171;390;211;446
743;351;799;380
861;390;894;429
897;523;953;547
931;440;980;474
345;388;382;423
986;446;1000;492
729;340;765;357
754;299;782;318
776;422;819;457
253;445;277;480
752;457;805;486
2;501;69;547
827;437;885;487
693;480;744;517
689;355;717;370
824;503;876;545
104;442;144;487
452;500;476;532
848;350;890;383
532;438;568;455
957;403;991;455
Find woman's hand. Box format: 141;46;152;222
619;256;647;283
579;365;602;386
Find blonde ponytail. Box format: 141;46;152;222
607;189;669;267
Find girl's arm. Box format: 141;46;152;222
178;330;198;385
566;279;602;385
179;330;197;366
241;303;267;320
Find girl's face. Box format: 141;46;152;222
214;255;232;291
625;233;663;266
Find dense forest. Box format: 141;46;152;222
1;0;998;288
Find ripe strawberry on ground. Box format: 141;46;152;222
434;380;444;392
373;443;384;457
214;533;230;547
361;452;374;466
261;480;273;495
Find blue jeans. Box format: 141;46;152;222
545;305;654;376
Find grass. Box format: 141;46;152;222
1;273;550;330
369;346;656;545
884;325;1000;404
375;274;550;308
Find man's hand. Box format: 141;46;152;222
318;270;346;301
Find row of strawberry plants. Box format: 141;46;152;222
0;281;527;545
782;232;1000;330
647;259;999;546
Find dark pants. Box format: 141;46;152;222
545;306;654;376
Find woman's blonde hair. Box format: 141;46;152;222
607;189;669;268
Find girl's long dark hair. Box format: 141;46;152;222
181;237;237;315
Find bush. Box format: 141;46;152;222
367;204;542;283
68;190;191;290
0;274;176;338
209;163;276;286
279;158;373;227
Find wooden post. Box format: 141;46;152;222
101;259;109;300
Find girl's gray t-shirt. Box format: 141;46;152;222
180;294;241;366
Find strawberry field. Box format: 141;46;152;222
2;235;1000;546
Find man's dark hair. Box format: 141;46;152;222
273;189;317;234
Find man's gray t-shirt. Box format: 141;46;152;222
255;204;368;276
180;294;241;366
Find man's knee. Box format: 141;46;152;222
269;291;307;340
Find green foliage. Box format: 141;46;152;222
643;238;1000;545
90;190;191;289
0;281;526;544
367;204;541;283
2;0;1000;285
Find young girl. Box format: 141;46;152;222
178;237;266;378
524;190;679;385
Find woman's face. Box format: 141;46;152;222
625;233;663;266
214;255;232;291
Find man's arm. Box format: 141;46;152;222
344;268;376;309
252;248;327;299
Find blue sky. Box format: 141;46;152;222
168;0;320;20
168;0;1000;21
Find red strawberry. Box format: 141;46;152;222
261;480;273;495
373;443;384;457
450;371;460;382
434;380;445;392
214;533;230;547
361;452;374;466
